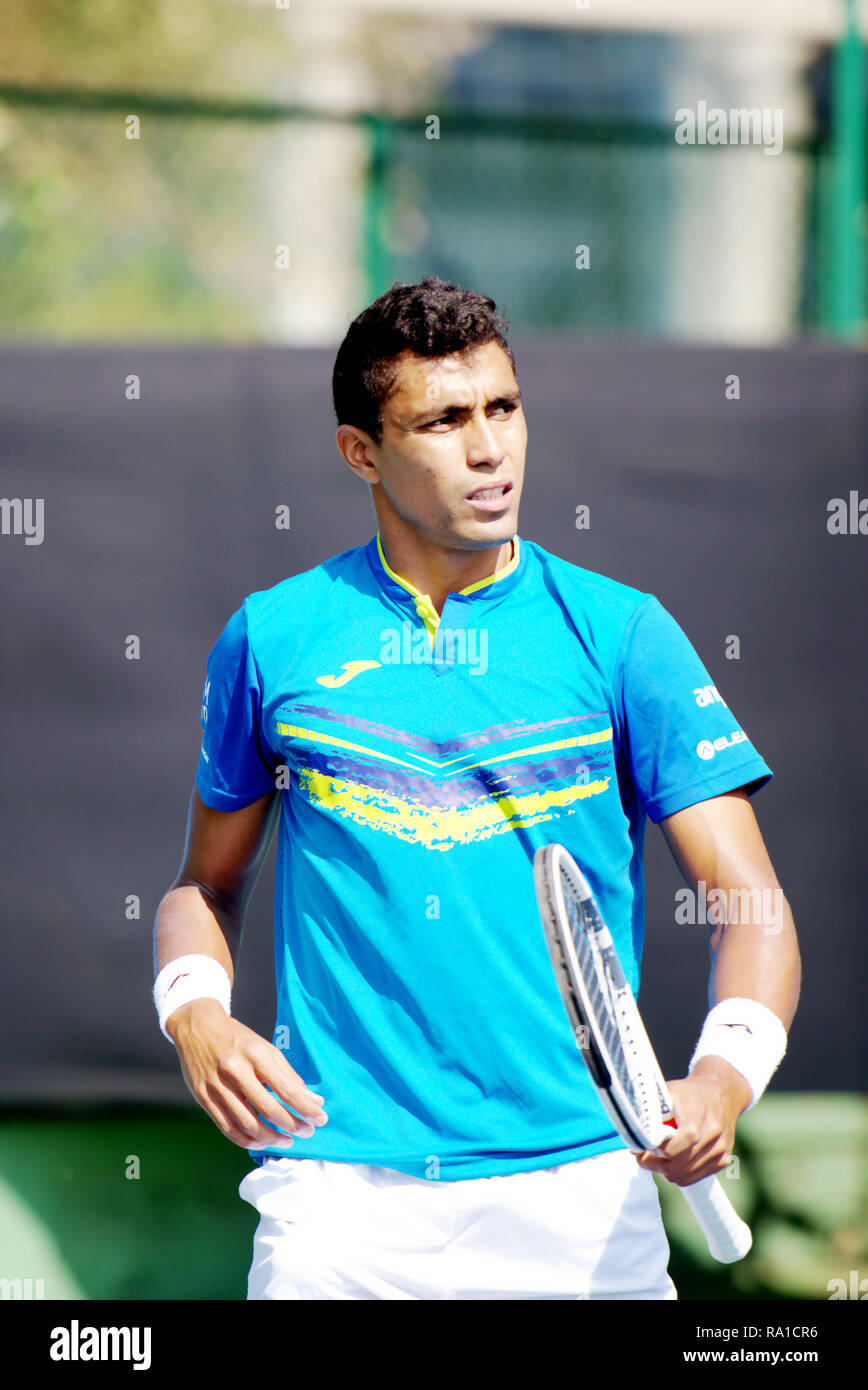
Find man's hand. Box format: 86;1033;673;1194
167;997;328;1151
633;1055;751;1187
155;791;328;1151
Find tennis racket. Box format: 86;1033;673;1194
533;842;752;1264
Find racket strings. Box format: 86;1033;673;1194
562;878;659;1134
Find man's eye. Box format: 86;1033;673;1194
424;404;516;427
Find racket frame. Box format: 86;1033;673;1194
534;842;753;1265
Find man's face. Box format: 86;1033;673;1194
366;341;526;550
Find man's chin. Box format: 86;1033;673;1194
445;522;516;551
466;513;518;545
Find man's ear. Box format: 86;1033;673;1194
335;424;380;484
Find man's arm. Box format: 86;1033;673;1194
154;788;328;1149
636;787;800;1186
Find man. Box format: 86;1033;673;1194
154;277;800;1300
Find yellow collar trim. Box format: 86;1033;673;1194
376;534;519;640
459;536;520;594
376;534;518;598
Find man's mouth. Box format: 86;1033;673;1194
467;482;512;504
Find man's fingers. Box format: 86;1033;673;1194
201;1090;293;1151
669;1152;734;1186
174;1015;328;1147
642;1131;719;1167
248;1044;329;1123
637;1133;730;1185
205;1079;302;1148
196;1014;327;1120
212;1052;324;1137
654;1126;695;1160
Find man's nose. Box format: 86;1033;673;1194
465;412;503;466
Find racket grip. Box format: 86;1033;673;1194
679;1175;753;1264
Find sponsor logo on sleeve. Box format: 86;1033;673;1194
694;684;727;708
697;731;748;760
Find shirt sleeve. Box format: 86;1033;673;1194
613;596;772;823
194;600;278;811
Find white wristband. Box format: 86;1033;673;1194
154;954;232;1044
689;997;787;1109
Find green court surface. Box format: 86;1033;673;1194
0;1095;864;1300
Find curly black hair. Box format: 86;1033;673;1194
332;276;515;445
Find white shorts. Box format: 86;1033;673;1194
238;1148;678;1300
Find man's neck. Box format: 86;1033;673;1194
378;531;514;615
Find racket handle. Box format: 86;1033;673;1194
679;1175;753;1264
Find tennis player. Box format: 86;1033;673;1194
153;277;801;1300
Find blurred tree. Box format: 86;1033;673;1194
0;1;479;340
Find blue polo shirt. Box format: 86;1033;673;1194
195;534;772;1180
